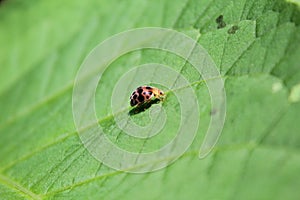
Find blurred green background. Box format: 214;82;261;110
0;0;300;199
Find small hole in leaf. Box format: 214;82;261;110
228;25;239;34
216;15;226;29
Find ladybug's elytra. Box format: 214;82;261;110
130;86;165;107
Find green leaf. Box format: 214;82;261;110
1;0;300;199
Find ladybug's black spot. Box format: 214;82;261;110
143;92;146;95
138;95;144;102
146;86;152;89
133;94;137;99
148;91;152;95
145;95;150;99
137;88;143;94
130;99;136;106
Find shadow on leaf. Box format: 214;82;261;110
128;99;161;116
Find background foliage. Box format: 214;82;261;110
0;0;300;199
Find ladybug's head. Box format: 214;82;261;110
152;88;165;101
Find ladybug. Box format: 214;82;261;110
130;86;165;107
